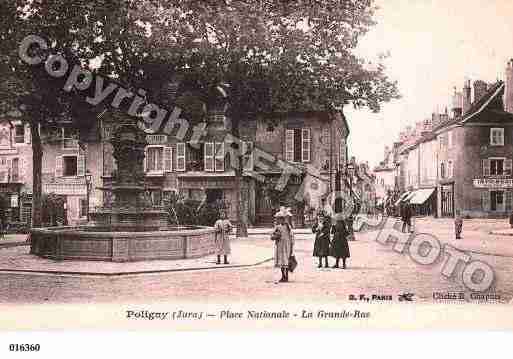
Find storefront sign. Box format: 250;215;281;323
473;178;513;188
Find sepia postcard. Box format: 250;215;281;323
1;0;513;342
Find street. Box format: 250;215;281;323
1;217;512;305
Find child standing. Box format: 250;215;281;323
454;210;463;239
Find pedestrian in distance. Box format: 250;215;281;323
401;201;413;233
509;210;513;228
454;210;463;239
330;213;350;269
312;213;331;268
270;207;295;283
214;210;233;264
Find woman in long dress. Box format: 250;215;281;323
312;215;330;268
330;213;350;269
271;207;295;282
214;211;232;264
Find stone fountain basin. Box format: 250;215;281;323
30;225;217;262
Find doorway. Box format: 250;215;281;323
490;190;505;212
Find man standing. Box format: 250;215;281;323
401;201;412;233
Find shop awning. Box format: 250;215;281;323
409;188;435;205
394;192;410;206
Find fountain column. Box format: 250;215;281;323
90;122;169;229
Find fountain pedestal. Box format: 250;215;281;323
89;122;169;230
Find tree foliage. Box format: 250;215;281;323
0;0;399;229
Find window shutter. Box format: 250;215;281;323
143;148;148;172
204;142;214;172
5;159;11;181
242;141;254;171
55;156;63;178
483;159;491;177
481;191;490;211
164;147;173;172
506;191;513;212
302;128;311;162
505;159;512;176
24;124;31;144
176;143;186;171
215;142;225;172
285;129;294;162
77;155;85;176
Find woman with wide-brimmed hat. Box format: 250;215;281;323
270;206;295;282
330;213;350;269
214;210;233;264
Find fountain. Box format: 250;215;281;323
30;122;217;262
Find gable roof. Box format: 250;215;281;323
433;81;513;133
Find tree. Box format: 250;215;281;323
0;1;142;227
1;0;400;233
138;0;400;236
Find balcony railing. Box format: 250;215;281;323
146;134;168;145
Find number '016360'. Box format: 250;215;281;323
9;344;40;352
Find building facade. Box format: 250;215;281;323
387;60;513;218
1;107;350;227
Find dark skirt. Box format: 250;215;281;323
313;233;330;257
330;233;350;258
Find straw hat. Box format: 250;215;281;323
274;206;293;218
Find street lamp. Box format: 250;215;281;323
85;170;92;222
346;163;355;191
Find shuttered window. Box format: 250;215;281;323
242;141;254;171
447;161;453;178
146;147;164;172
285;128;311;163
506;191;513;212
204;142;214;172
483;159;491;177
481;191;490;211
285;129;294;162
55;156;63;177
176;143;186;171
24;124;31;144
215;142;225;172
302;128;311;162
505;159;512;176
164;147;173;172
77;155;85;177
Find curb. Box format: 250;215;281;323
0;257;274;277
489;231;513;237
0;243;29;249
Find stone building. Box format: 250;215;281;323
434;79;513;217
373;146;395;206
389;60;513;218
2;105;350;227
0;117;32;223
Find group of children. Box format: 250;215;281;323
312;212;351;269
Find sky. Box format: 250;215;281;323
346;0;513;168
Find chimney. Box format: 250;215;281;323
462;79;471;114
473;80;488;103
384;145;390;158
431;112;440;128
505;59;513;113
452;87;463;118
